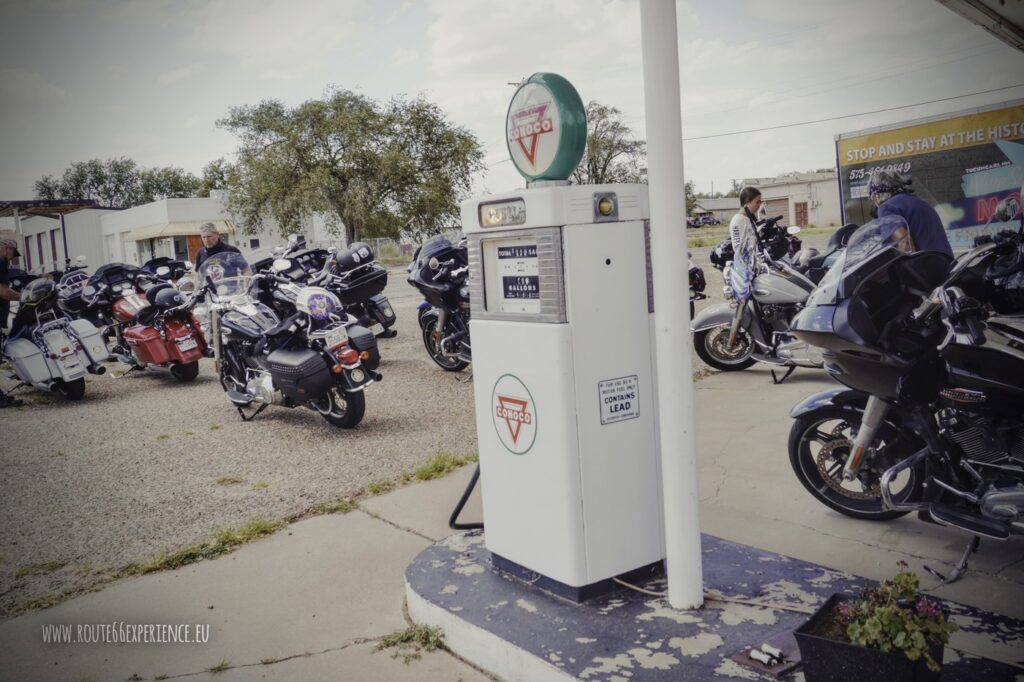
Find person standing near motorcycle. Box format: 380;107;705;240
869;169;953;258
0;238;25;408
729;186;763;255
194;222;243;271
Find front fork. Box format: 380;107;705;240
433;309;448;353
210;306;222;372
843;395;887;480
727;300;747;349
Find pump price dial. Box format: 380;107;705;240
480;199;526;228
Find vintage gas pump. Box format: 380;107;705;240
465;73;665;599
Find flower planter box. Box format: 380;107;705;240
794;594;945;682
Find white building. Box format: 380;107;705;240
740;172;842;228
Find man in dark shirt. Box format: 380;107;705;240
0;237;25;407
869;170;954;258
194;222;243;270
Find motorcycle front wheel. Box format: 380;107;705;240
788;407;925;520
421;314;469;372
319;387;365;429
693;325;756;371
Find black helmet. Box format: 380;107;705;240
152;285;185;310
20;278;56;306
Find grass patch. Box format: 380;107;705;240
185;431;194;436
31;395;52;405
216;474;243;486
313;498;358;515
154;675;169;681
124;519;283;575
260;656;284;665
206;659;231;674
374;624;447;663
75;563;107;576
209;423;222;431
154;433;171;441
52;450;66;458
14;592;63;612
252;481;270;490
414;452;476;481
16;560;67;577
367;479;396;495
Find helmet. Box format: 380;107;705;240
20;278;56;306
868;169;911;202
153;286;185;310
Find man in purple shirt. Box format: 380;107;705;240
869;170;953;258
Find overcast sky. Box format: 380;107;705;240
1;0;1022;200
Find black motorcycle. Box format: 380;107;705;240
252;237;397;339
786;212;1024;582
201;251;378;428
142;256;192;283
407;235;470;372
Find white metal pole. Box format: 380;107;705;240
639;0;703;609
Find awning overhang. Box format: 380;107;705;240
127;219;236;242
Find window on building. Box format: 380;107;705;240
249;238;260;249
50;229;59;264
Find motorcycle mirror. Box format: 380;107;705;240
156;265;171;276
428;256;440;270
272;258;292;273
787;226;802;235
287;234;300;245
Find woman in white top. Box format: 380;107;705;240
729;186;763;254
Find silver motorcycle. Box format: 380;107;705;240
692;219;851;382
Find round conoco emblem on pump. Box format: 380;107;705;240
506;72;586;182
491;374;537;455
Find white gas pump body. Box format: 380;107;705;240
464;183;665;589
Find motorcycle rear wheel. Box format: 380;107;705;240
55;378;86;401
788;407;924;520
320;387;365;429
422;314;469;372
170;361;199;382
694;325;756;371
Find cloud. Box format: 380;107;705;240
0;68;73;114
391;48;419;66
158;63;206;85
187;0;372;80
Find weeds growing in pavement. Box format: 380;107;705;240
206;659;231;674
209;423;222;431
14;592;63;612
313;498;358;515
414;452;477;481
252;481;270;490
374;624;447;663
216;474;243;485
368;479;396;495
15;560;66;577
124;519;283;575
154;433;170;441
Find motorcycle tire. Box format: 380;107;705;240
788;407;925;521
421;313;469;372
55;378;86;401
321;387;365;429
693;325;756;371
170;361;200;383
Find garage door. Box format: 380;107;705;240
764;198;790;225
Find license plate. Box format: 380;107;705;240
60;354;81;368
177;336;198;351
326;326;348;349
369;323;384;336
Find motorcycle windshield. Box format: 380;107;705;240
805;215;913;307
199;252;251;298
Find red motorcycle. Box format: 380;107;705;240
81;263;208;382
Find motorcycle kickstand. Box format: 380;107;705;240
113;363;143;379
235;402;268;422
771;365;796;384
924;535;981;586
456;368;473;384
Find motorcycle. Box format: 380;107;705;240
692;218;853;380
201;251;378;428
2;278;108;400
407;235;471;372
786;209;1024;583
688;252;706;318
252;236;397;339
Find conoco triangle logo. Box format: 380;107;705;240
510;103;554;168
496;395;532;444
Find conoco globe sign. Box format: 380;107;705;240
506;73;587;182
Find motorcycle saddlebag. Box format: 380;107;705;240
124;324;172;365
345;324;380;371
333;264;388;304
267;347;333;400
4;338;52;383
68;318;110;364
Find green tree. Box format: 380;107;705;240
217;88;486;243
198;158;235;197
571;101;646;185
684;180;698;215
33;157;201;208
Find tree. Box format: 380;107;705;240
571;101;646;185
198;158;235;197
33;157;201;208
217;88;486;244
684;180;698;215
